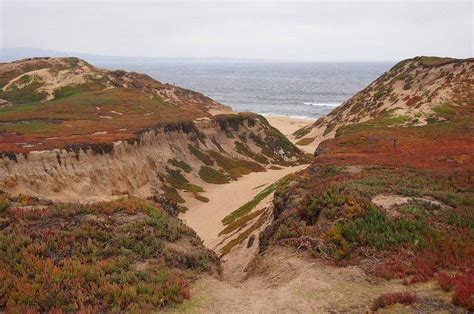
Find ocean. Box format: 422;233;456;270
98;62;394;119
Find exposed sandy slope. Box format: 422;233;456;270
210;109;316;153
180;164;307;247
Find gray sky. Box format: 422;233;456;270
1;1;472;61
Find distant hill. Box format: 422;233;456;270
293;56;474;150
0;47;269;64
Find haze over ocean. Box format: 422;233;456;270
99;62;394;119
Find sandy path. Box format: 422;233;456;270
165;247;447;313
180;164;308;248
265;115;315;138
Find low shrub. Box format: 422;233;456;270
208;151;265;180
452;270;474;310
168;158;192;173
0;198;216;311
371;292;417;311
0;201;8;213
199;166;229;184
188;145;213;166
166;169;203;194
0;79;47;104
292;126;311;139
53;81;106;99
219;209;265;236
194;194;209;203
339;207;428;250
235;141;268;164
437;273;458;292
163;186;185;204
295;137;315;146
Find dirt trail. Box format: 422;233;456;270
166;247;448;313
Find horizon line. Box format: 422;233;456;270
0;47;404;63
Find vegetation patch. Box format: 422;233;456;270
0;197;218;312
198;166;229;184
222;183;275;225
371;292;417;311
296;137;315;146
235;141;268;164
168;158;192;173
219;209;265;236
292;126;311;139
220;212;268;256
418;56;455;67
208;151;265;180
166;169;204;194
333;206;428;251
194;194;210;203
432;103;454;117
163;185;185;204
188;145;214;166
53;81;106;99
0;76;47;104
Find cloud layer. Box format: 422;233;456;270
1;1;472;61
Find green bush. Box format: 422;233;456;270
235;141;268;164
188;145;213;166
0;201;8;213
339;207;428;249
292;126;311;139
163;185;185;204
198;166;229;184
208;151;265;180
0;78;47;104
168;158;192;173
53;81;106;99
166;169;203;194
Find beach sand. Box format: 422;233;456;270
265;115;315;138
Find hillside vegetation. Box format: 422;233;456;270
0;194;220;312
0;57;224;153
294;56;474;150
259;57;474;311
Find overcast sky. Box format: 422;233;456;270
1;1;472;61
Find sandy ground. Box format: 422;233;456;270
180;164;308;248
265;115;315;138
166;247;449;313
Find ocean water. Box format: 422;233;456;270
99;62;394;119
